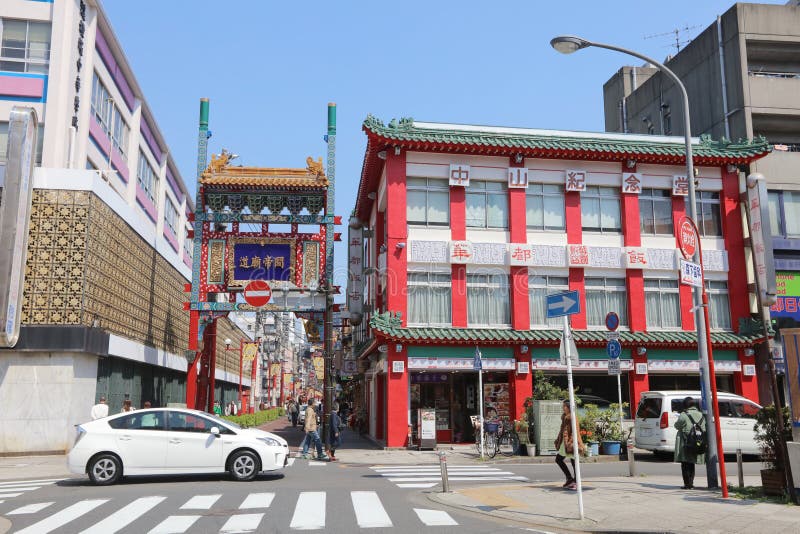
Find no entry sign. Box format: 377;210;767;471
678;217;698;260
243;280;271;307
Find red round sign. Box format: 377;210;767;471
243;280;271;307
678;217;698;259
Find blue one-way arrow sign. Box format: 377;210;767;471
546;290;581;318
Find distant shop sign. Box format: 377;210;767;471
771;272;800;322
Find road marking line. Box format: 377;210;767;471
308;461;326;466
286;457;296;466
0;482;53;489
0;478;64;487
351;491;392;528
15;499;108;534
372;466;500;470
414;508;458;526
289;491;325;530
7;502;54;515
0;485;41;491
80;496;166;534
220;513;264;533
378;471;516;476
148;515;200;534
397;483;438;488
239;492;275;509
180;494;221;509
0;492;24;498
387;476;528;482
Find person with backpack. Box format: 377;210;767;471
674;396;707;489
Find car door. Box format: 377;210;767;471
108;411;168;474
732;399;761;454
166;412;224;472
715;400;739;454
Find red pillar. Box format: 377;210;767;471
450;185;467;327
387;344;409;447
565;190;586;328
508;170;529;330
621;165;646;332
511;346;533;419
673;197;696;331
734;348;760;402
630;350;650;408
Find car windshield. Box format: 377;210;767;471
202;412;241;430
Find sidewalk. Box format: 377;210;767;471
428;475;800;534
0;455;70;481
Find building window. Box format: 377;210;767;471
137;151;158;204
529;275;568;326
526;184;565;230
406;177;449;225
467;273;510;326
706;280;731;330
640;188;673;235
645;279;680;329
184;236;193;258
582;186;621;233
768;190;800;238
466;181;508;229
164;200;179;234
408;272;451;325
0;121;43;164
0;19;50;74
585;277;627;327
91;72;130;160
697;191;722;237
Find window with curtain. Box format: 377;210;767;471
697;191;722;237
581;186;621;233
164;200;179;234
526;184;565;230
466;181;508;229
768;190;800;237
406;177;449;225
408;272;452;325
91;72;131;160
0;121;43;164
137;151;158;204
529;275;569;326
467;273;510;326
184;237;193;258
768;191;782;237
640;188;673;235
585;277;627;327
705;280;731;330
0;19;51;73
645;279;680;329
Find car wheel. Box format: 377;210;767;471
88;454;121;485
229;450;260;481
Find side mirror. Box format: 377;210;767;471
210;426;220;436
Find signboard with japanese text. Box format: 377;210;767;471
567;245;590;267
622;173;642;194
392;360;405;373
448;241;474;264
672;175;689;196
241;342;259;363
772;272;800;321
624;247;649;268
228;239;293;287
608;358;621;375
680;259;703;287
678;217;698;259
746;174;777;306
508;244;536;266
347;219;364;323
508;167;529;188
565;170;586;192
449;164;470;186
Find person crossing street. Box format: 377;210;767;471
301;398;329;460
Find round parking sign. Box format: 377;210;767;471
607;339;622;360
605;312;620;332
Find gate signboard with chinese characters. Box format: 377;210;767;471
185;101;340;413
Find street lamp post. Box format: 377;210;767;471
551;35;727;495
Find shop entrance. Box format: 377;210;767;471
410;371;510;444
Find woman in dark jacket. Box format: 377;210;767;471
328;402;342;461
554;399;585;490
674;397;706;489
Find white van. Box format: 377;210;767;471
634;391;761;455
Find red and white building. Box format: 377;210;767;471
348;116;771;448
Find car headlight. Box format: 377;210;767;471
257;436;281;447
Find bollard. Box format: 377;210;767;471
439;450;450;493
627;433;636;477
737;448;744;488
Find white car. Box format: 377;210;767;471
68;408;289;485
634;390;762;455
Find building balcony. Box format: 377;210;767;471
752;150;800;188
747;73;800;112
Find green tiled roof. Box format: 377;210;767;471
362;115;772;164
369;312;763;349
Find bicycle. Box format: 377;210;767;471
496;419;520;457
471;416;499;458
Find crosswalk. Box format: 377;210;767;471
0;479;64;506
371;464;528;488
2;490;459;532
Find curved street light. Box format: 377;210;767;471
550;35;727;496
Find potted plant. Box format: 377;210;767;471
754;404;791;496
580;403;601;456
596;405;625;455
515;416;535;456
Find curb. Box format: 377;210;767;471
0;516;11;534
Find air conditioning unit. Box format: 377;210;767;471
533;400;563;456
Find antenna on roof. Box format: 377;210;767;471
643;24;701;53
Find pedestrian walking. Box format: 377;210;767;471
554;399;585;490
213;401;222;416
301;399;329;460
674;396;706;489
230;401;238;416
288;400;299;427
90;396;109;420
120;399;135;413
327;402;342;461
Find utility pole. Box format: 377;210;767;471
322;103;337;453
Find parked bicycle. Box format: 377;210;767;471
471;415;499;458
496;419;520;457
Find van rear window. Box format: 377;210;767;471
671;398;701;412
636;398;661;419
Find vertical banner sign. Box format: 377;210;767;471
746;174;777;304
781;329;800;427
0;107;38;347
347;218;364;325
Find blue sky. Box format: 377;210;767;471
103;0;785;290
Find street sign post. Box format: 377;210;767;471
606;312;625;451
679;259;703;288
547;290;584;519
243;280;272;307
606;339;622;359
605;312;620;332
607;359;621;376
678;217;698;259
474;346;485;460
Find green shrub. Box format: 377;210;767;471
221;407;285;428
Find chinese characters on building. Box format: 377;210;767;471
449;164;470;187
